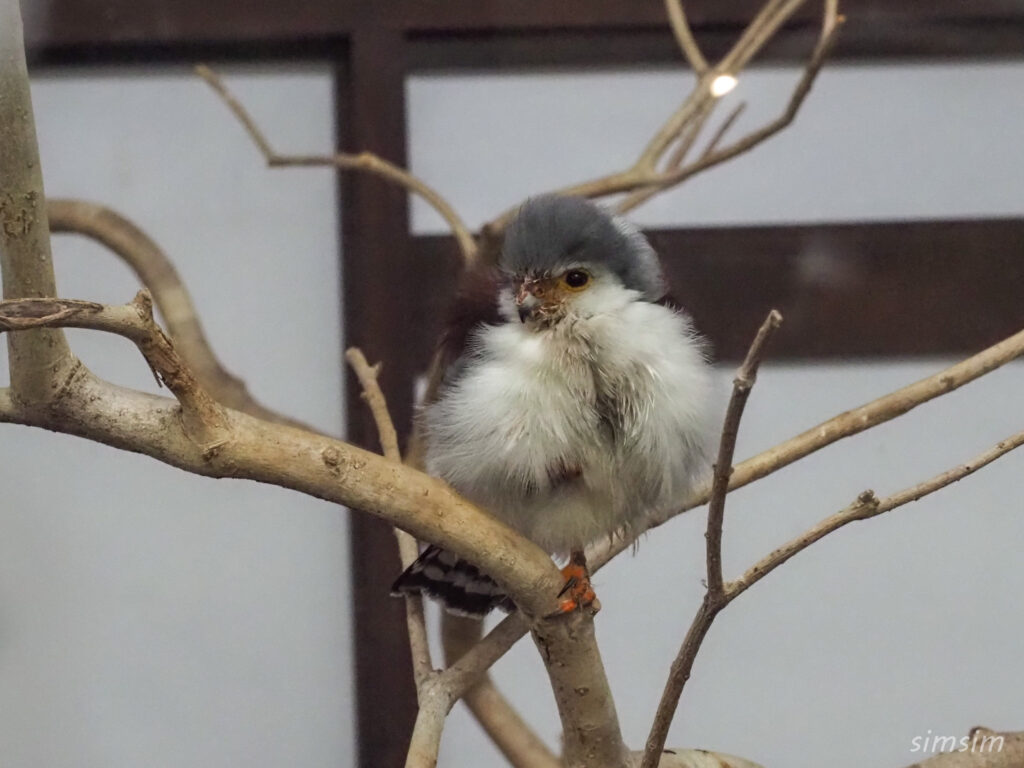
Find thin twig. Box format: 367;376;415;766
615;99;715;215
0;292;227;443
665;0;708;74
726;429;1024;601
344;347;434;691
194;65;477;265
699;101;747;159
486;0;832;234
344;349;400;463
706;310;782;598
641;310;781;768
649;15;843;190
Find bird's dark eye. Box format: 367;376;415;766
562;270;591;290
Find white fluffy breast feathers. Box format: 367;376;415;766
422;294;715;554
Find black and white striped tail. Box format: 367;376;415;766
391;545;515;617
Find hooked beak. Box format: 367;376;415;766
515;280;541;323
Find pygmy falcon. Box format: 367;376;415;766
393;195;715;616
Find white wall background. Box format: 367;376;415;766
406;62;1024;767
0;67;351;767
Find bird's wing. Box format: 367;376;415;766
433;265;504;394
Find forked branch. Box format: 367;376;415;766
485;0;842;235
46;199;316;433
194;65;477;265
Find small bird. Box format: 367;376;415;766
392;195;715;616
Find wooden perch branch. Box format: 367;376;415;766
194;65;477;265
0;294;565;619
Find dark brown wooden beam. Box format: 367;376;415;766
413;218;1024;362
26;0;1024;64
337;27;419;768
396;0;1024;34
408;22;1024;71
22;0;355;50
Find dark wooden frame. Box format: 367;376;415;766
26;3;1024;766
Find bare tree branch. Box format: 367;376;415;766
698;101;748;160
0;313;565;620
639;429;1024;768
664;0;708;74
345;347;434;695
0;0;73;401
641;311;780;768
194;65;478;265
487;0;840;234
441;612;559;768
727;428;1024;601
0;293;227;444
345;348;402;463
0;286;618;764
45;199;316;432
615;99;715;215
706;310;782;598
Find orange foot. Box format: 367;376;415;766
548;551;600;617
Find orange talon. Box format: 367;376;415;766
547;551;599;617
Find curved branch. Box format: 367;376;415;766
47;199;316;432
194;65;478;265
664;0;708;74
0;300;564;617
0;296;625;765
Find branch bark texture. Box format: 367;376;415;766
0;0;72;400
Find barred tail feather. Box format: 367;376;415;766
391;545;514;617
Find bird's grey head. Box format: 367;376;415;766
499;195;667;327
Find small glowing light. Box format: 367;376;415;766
710;74;738;97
